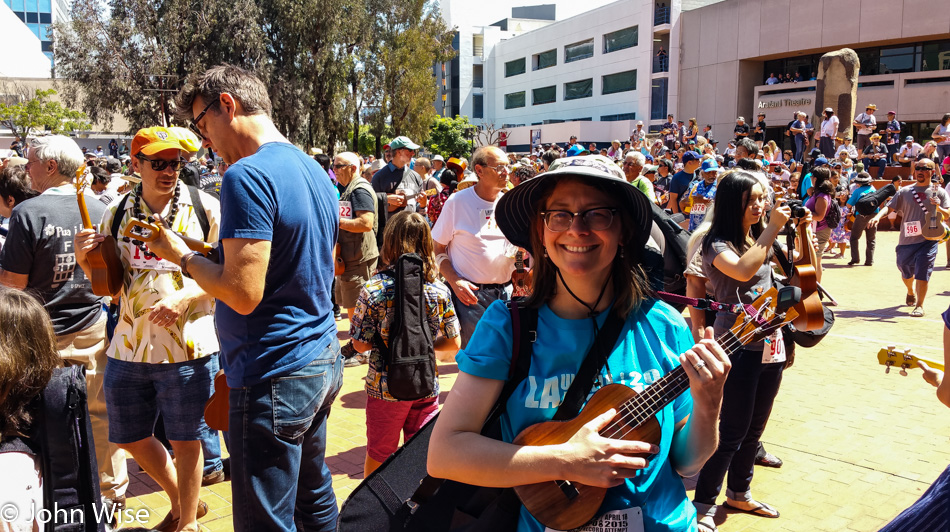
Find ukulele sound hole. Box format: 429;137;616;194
556;480;579;500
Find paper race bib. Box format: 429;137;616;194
545;507;644;532
762;327;786;364
129;244;179;271
904;221;922;237
691;202;707;215
339;200;353;219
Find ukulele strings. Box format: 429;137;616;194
599;309;783;440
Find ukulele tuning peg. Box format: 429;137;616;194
900;364;910;377
885;361;892;374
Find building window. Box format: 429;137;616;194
604;26;637;54
39;12;50;23
505;58;526;77
11;0;24;10
564;79;593;100
26;11;37;22
922;41;950;71
473;94;484;119
41;41;52;52
532;85;556;105
39;0;50;10
601;113;637;121
650;78;668;120
533;49;557;71
473;65;483;88
880;46;917;74
473;34;484;57
505;91;526;109
603;70;636;95
565;39;594;63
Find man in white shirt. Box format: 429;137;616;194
853;104;878;152
819;107;839;158
432;146;516;347
896;136;924;167
766;73;779;85
630;121;645;146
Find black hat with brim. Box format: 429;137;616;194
496;155;653;252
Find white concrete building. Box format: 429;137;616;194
0;2;51;78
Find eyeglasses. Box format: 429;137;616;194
332;163;354;170
484;163;511;174
136;155;186;172
541;208;617;232
189;98;218;139
915;165;934;171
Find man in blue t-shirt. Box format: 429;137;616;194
846;172;878;266
151;65;343;532
668;150;701;215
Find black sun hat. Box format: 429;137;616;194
495;155;653;252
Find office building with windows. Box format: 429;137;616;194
2;0;65;63
0;2;50;77
677;0;950;149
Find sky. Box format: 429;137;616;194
438;0;620;28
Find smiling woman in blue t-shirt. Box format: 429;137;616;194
428;155;732;532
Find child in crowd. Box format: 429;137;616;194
349;211;461;477
829;186;852;258
426;169;458;226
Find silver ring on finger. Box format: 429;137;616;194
693;360;706;371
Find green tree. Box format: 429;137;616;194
348;124;390;157
425;115;473;159
52;0;267;132
0;86;91;139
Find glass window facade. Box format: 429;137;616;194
763;40;950;83
532;85;556;105
473;94;483;119
604;26;638;54
505;91;526;109
505;58;526;77
603;70;636;94
565;39;594;63
5;0;55;62
564;78;593;100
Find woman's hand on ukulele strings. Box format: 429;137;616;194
555;408;660;488
680;327;730;413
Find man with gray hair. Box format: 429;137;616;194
0;134;129;517
623;151;656;203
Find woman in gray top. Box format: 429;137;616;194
692;171;804;531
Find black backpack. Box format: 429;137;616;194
644;202;691;306
824;198;842;228
374;253;436;401
0;365;107;532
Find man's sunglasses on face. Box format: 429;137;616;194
137;155;186;172
189;98;218;139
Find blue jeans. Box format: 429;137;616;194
694;349;783;504
229;341;343;532
201;354;223;476
863;157;886;178
451;282;512;349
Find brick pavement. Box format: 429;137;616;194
121;229;950;531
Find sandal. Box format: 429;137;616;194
910;306;925;317
723;499;780;518
697;515;718;532
906;293;916;306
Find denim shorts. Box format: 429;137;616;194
896;240;938;282
104;354;217;444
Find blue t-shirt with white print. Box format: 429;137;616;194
456;299;696;532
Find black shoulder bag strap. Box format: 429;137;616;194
553;310;626;421
187;185;211;242
408;299;538;507
772;242;793;279
110;192;132;240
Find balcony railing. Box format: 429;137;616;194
473;45;484;57
653;56;669;73
654;6;670;25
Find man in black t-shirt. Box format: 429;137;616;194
734;117;751;143
754;112;767;148
0;134;128;512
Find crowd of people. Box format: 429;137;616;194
0;63;949;532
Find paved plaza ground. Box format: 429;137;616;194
123;229;950;531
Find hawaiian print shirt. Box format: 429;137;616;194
350;271;459;401
102;187;221;363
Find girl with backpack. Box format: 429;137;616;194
349;211;461;477
805;166;836;281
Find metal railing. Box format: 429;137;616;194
653;56;669;73
654;6;670;25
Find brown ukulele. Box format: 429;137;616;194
789;223;824;331
204;370;230;431
511;249;532;298
512;287;800;530
75;168;124;296
334;243;345;275
121;219;215;254
922;182;949;242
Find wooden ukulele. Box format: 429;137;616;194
512;287;801;530
204;370;230;431
121;219;214;254
877;345;944;376
789;223;824;331
75;168;124;296
511;249;532;298
334;243;345;275
922;182;949;242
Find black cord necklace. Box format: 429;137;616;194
122;182;181;259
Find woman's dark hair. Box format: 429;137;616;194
942;113;950;126
512;164;537;183
702;171;770;257
524;176;651;317
0;288;61;439
812;166;834;196
0;165;37;206
439;168;458;192
541;150;559;166
89;166;110;186
314;153;331;172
